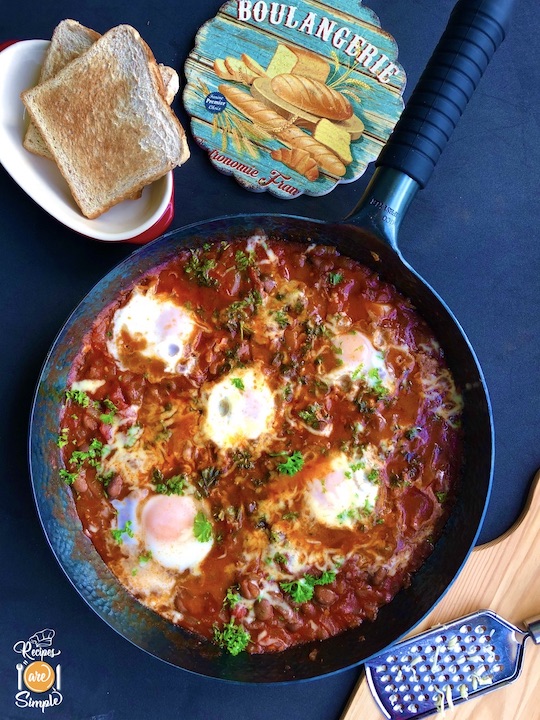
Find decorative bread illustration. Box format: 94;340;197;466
214;54;266;85
277;125;346;176
270;147;319;181
241;54;267;78
184;1;407;196
218;84;346;176
219;84;297;131
271;74;352;121
313;118;353;165
224;56;259;84
266;43;330;82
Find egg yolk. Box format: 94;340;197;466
142;495;196;543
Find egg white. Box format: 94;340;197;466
326;330;394;394
306;451;380;529
202;366;275;449
111;492;213;573
141;495;213;573
107;288;198;376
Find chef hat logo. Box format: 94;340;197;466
29;629;55;648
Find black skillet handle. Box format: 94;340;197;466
378;0;514;188
348;0;515;249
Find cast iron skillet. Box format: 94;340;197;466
29;0;513;682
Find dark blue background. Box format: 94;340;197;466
1;1;539;718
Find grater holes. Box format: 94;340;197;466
493;663;504;673
407;703;420;714
384;684;397;694
460;624;472;634
435;634;447;644
380;674;391;683
474;624;487;634
418;692;429;702
464;634;477;644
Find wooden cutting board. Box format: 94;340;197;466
341;469;540;720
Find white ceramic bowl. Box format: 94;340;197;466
0;39;174;243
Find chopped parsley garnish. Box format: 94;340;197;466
298;402;325;429
111;520;134;544
68;438;104;468
367;469;380;483
280;570;336;604
232;449;254;469
351;363;364;381
436;491;448;503
337;497;375;523
274;309;290;328
152;469;186;496
56;428;69;448
124;424;141;448
235;249;255;272
328;272;343;286
99;398;118;424
224;587;242;608
193;511;213;543
65;389;90;407
197;466;220;496
184;250;218;288
276;451;304;475
367;367;388;397
223;290;262;336
138;550;153;565
231;377;245;391
59;469;77;485
97;470;115;487
282;511;299;521
213;618;250;656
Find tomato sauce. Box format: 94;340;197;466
58;237;462;655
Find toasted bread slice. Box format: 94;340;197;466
24;20;99;157
24;20;180;159
22;24;190;219
158;63;180;105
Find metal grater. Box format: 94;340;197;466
364;609;540;719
